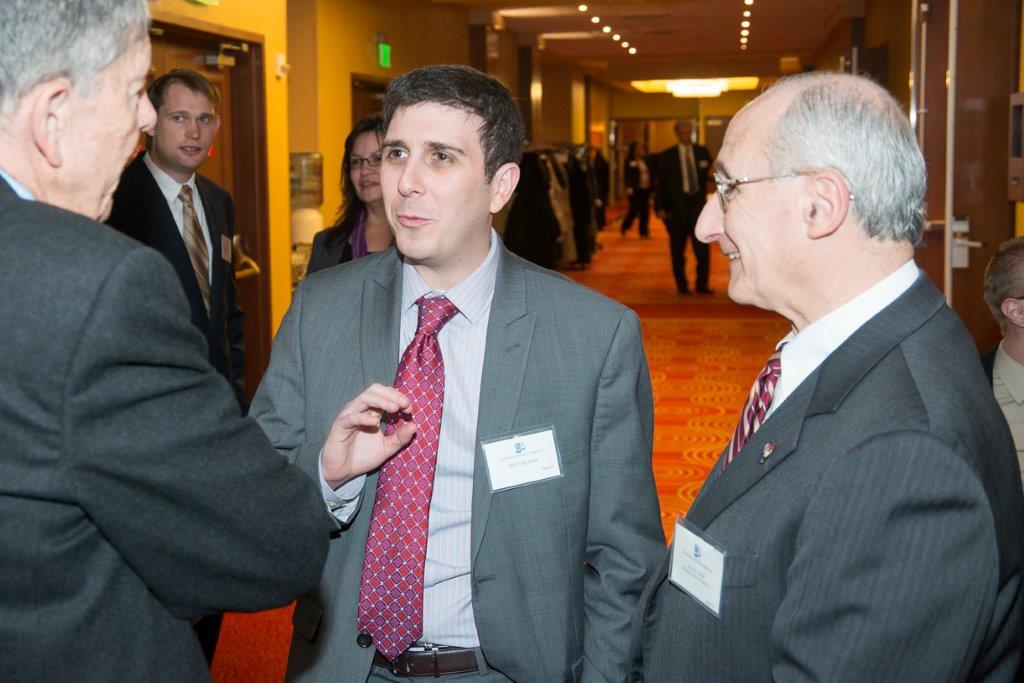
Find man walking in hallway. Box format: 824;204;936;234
656;119;713;294
633;72;1024;680
251;64;664;681
0;1;337;678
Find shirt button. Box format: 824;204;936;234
356;632;373;649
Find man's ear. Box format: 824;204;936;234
805;170;853;240
489;162;520;214
1001;297;1024;329
24;79;73;168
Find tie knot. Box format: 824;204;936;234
178;185;194;205
415;295;458;336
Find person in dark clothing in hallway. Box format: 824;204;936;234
592;147;610;230
656;119;713;293
568;146;597;267
621;141;653;238
107;67;244;663
307;115;394;274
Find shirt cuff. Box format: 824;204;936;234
318;450;364;523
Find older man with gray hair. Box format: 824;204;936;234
0;2;338;679
632;72;1024;680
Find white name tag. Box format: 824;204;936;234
221;234;232;263
482;427;563;492
669;517;725;617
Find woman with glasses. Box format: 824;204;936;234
307;115;393;274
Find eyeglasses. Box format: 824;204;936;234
347;153;382;171
712;171;817;213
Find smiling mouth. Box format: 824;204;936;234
181;146;202;155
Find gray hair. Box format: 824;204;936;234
984;237;1024;328
0;0;150;115
766;72;926;244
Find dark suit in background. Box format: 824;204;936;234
621;155;654;237
0;178;333;680
656;142;712;293
633;277;1024;679
108;152;246;409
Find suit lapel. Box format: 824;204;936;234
470;248;536;562
359;250;403;386
686;275;945;530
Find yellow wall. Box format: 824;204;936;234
150;0;293;330
610;90;699;120
534;57;576;144
864;0;912;109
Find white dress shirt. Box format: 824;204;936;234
992;343;1024;486
0;169;34;200
767;259;921;419
143;152;213;279
322;230;500;647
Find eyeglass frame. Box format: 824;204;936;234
712;170;855;213
346;153;383;172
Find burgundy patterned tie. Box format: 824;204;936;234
724;342;786;468
357;295;459;660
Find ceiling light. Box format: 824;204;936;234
621;41;629;48
612;33;621;41
740;37;748;44
603;26;611;33
741;44;748;50
740;29;749;36
631;77;760;97
744;0;754;5
628;47;637;55
591;16;600;23
578;4;588;10
741;20;750;27
743;10;751;17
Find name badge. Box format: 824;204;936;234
221;234;232;263
481;426;563;492
669;517;725;617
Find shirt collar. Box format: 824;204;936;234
144;152;197;204
777;259;920;391
0;169;35;200
995;342;1024;404
401;230;500;325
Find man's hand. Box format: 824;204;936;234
321;384;417;488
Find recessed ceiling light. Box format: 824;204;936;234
743;10;751;17
740;29;749;36
578;4;588;11
740;37;748;43
591;16;600;23
628;47;637;55
741;20;750;27
621;41;629;48
603;26;611;33
741;44;748;50
744;0;754;5
612;33;621;41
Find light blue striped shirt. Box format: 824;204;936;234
325;230;500;647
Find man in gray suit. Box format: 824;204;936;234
633;72;1024;680
251;65;664;681
0;1;339;679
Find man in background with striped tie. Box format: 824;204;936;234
632;72;1024;680
107;68;244;663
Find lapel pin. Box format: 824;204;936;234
759;442;774;464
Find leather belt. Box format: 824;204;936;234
372;644;480;677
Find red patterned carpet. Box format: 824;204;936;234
210;209;789;681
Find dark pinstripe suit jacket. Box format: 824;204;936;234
633;275;1024;681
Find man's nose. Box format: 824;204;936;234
138;96;156;135
695;200;722;244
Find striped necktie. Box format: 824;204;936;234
179;185;210;314
724;342;786;468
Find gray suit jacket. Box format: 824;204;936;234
0;178;333;681
251;245;664;682
633;276;1024;681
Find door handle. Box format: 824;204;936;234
232;234;261;280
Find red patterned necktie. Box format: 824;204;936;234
724;342;786;468
356;295;459;661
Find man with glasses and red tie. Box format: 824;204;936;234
252;65;663;681
631;72;1024;680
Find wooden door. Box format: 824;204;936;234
150;22;271;404
352;75;388;125
911;0;1020;351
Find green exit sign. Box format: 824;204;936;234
377;42;391;69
